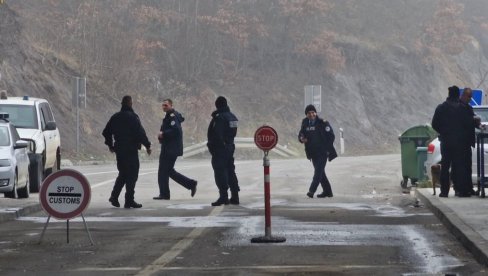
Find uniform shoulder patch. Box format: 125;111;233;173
171;121;176;126
325;126;331;132
170;113;175;117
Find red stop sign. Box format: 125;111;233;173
254;126;278;151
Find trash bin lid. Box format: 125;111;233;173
399;125;438;139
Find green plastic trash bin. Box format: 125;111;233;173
398;125;437;188
416;147;428;182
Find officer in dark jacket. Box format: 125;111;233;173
432;86;470;197
298;104;337;198
459;87;483;195
153;99;197;200
207;96;239;206
103;95;152;208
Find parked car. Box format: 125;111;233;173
425;105;488;184
0;96;61;193
0;113;30;198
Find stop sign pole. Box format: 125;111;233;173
251;126;286;243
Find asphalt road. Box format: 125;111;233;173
0;155;485;275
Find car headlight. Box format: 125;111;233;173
0;159;11;167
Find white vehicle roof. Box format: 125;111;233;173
0;96;48;106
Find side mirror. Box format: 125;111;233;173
14;140;28;149
45;121;57;131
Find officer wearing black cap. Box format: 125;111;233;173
298;104;337;198
103;95;152;208
207;96;240;206
432;86;470;197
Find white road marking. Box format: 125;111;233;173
90;171;156;189
136;206;224;276
72;267;140;272
82;169;155;176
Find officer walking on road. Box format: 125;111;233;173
103;95;152;208
299;104;337;198
207;96;240;206
153;99;197;200
432;86;470;197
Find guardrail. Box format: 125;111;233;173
183;137;299;158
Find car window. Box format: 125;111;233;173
9;124;20;142
39;107;47;131
0;126;10;146
474;108;488;123
40;103;54;122
0;105;38;129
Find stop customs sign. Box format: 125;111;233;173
39;169;91;220
254;125;278;151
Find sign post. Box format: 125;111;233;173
72;77;87;153
304;85;322;113
39;169;93;245
251;126;286;243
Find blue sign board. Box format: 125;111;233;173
460;88;483;106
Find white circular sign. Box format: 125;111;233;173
39;169;91;220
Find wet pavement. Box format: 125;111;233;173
416;188;488;267
0;157;487;275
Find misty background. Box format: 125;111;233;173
1;0;488;160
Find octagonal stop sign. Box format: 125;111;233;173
254;126;278;151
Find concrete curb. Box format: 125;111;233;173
0;203;42;223
416;190;488;267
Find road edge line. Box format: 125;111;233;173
136;206;224;276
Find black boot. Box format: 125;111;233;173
230;192;239;205
317;192;333;198
211;198;229;206
109;197;120;207
124;201;142;208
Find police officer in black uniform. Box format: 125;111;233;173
103;95;152;208
459;87;483;196
298;104;337;198
207;96;240;206
432;86;470;197
153;99;197;200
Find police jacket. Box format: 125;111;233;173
432;98;469;146
298;117;337;161
207;106;238;155
102;105;151;153
160;109;184;157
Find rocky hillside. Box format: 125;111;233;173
1;0;488;159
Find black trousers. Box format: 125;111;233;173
211;150;239;199
440;143;469;195
111;150;139;203
309;154;333;195
158;154;195;198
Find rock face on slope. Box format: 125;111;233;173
1;1;488;159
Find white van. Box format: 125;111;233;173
0;96;61;192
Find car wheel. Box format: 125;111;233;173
52;152;60;173
29;155;43;193
5;172;18;199
18;171;30;199
56;149;61;171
